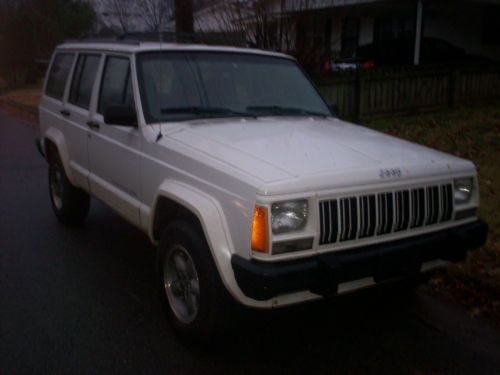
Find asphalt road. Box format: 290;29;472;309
1;110;499;374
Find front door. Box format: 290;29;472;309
87;55;142;226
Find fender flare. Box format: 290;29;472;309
151;180;263;306
43;127;75;184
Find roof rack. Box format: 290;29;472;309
65;37;140;46
121;32;248;46
67;32;249;47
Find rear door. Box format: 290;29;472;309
64;53;102;190
87;54;142;226
39;52;79;177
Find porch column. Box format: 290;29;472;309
413;0;424;65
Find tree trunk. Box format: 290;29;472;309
175;0;193;33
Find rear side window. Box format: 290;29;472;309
98;56;134;114
69;54;101;109
45;53;75;100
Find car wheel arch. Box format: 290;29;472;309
150;181;251;305
43;128;74;184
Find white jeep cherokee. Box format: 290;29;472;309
38;40;487;339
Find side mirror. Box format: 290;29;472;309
104;104;137;127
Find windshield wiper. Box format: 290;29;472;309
160;106;256;119
246;105;328;118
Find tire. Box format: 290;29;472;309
157;220;235;342
48;153;90;225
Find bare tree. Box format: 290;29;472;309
138;0;173;31
197;0;341;68
198;1;315;48
103;0;136;33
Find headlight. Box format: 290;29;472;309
454;177;473;204
271;200;308;234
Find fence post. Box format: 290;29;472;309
355;70;365;123
449;67;460;108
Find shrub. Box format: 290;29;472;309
0;0;95;88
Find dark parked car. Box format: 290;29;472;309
328;37;492;72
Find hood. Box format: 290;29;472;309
164;117;474;191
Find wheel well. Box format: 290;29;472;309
153;196;203;242
44;138;58;163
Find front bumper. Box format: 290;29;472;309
231;220;488;301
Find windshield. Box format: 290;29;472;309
136;51;331;123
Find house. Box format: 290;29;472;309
82;0;148;35
83;0;176;35
193;0;500;66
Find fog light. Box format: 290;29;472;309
272;238;313;255
455;208;477;221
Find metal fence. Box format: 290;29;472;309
315;64;500;122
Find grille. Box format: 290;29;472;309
319;184;453;245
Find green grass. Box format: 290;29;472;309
367;103;500;323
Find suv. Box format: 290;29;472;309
38;40;487;340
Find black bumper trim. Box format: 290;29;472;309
231;220;488;301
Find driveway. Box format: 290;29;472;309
1;110;499;374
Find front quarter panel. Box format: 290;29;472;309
151;180;273;307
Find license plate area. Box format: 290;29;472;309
374;249;422;282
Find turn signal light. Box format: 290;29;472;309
251;205;269;253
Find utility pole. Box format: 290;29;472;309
175;0;194;33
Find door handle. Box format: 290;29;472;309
86;121;100;130
60;110;70;117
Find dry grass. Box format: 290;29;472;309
0;82;41;124
368;103;500;325
1;83;42;108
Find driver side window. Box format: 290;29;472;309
98;56;134;115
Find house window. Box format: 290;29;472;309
342;18;360;58
375;17;415;42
